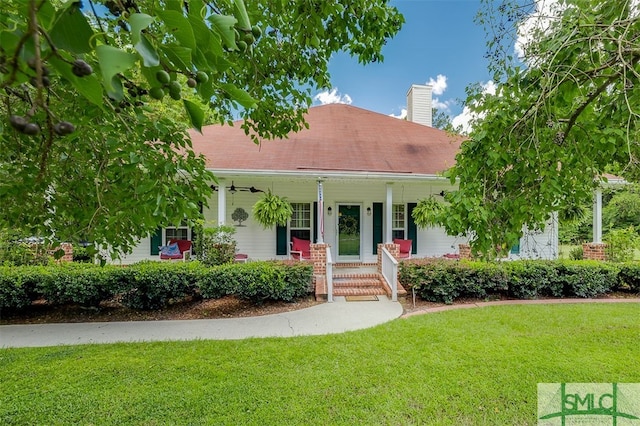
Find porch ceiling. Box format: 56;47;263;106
189;104;463;176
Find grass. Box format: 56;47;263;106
2;303;639;425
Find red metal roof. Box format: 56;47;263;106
189;103;462;175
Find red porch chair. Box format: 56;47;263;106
290;236;311;260
159;239;192;261
393;238;413;260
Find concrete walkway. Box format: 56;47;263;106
0;296;403;348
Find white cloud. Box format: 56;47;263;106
426;74;448;96
451;81;497;134
432;97;452;112
389;108;407;120
313;88;353;105
515;0;566;59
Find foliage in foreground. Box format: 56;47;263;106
0;0;403;256
0;261;312;311
414;1;640;258
399;259;640;304
1;304;639;425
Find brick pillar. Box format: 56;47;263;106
49;242;74;262
459;243;472;260
377;243;399;273
582;243;607;261
310;243;328;276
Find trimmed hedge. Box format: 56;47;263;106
199;261;310;302
0;260;313;312
399;260;639;304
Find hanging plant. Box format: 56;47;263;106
252;190;293;229
412;195;445;228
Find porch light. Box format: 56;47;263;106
327;206;332;215
367;207;372;216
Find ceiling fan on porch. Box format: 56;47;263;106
210;181;264;194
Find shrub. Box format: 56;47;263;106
556;261;620;298
400;259;625;304
0;231;49;266
281;261;314;295
119;261;200;310
604;227;640;262
569;246;584;260
193;224;237;266
198;261;312;302
197;264;238;299
0;266;48;310
37;263;117;307
618;263;640;292
72;245;94;263
504;261;561;299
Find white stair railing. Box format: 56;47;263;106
326;246;333;302
380;247;398;302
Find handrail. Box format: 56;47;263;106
326;245;333;303
380;247;398;302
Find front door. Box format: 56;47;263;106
337;204;361;262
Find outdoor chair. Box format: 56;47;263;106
159;239;192;261
393;238;413;259
290;237;311;260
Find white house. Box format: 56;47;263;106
116;85;558;264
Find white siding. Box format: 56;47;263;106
112;177;558;263
109;237;153;265
507;214;559;260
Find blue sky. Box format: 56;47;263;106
313;0;495;127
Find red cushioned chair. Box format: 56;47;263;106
290;236;311;260
393;238;413;260
159;239;192;261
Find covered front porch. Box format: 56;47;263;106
207;174;460;264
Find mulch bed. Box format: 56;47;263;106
0;295;321;325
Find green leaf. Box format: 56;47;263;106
220;83;257;109
129;13;155;45
48;56;103;107
208;14;238;50
96;45;138;92
49;4;94;54
160;44;192;72
183;99;205;133
157;10;196;51
136;35;160;67
233;0;251;30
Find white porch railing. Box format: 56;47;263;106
380;247;398;302
326;245;334;303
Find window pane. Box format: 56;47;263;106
291;203;311;229
165;226;189;244
392;230;405;240
392;204;405;230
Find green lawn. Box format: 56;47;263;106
2;303;639;425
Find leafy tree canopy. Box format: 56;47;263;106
0;0;403;257
419;0;640;257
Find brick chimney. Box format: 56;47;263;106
406;84;432;127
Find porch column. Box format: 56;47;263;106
217;181;226;225
385;183;393;243
317;180;324;243
593;189;602;243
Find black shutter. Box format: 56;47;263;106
407;203;417;254
276;224;288;255
150;227;163;255
313;202;318;243
372;202;383;254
